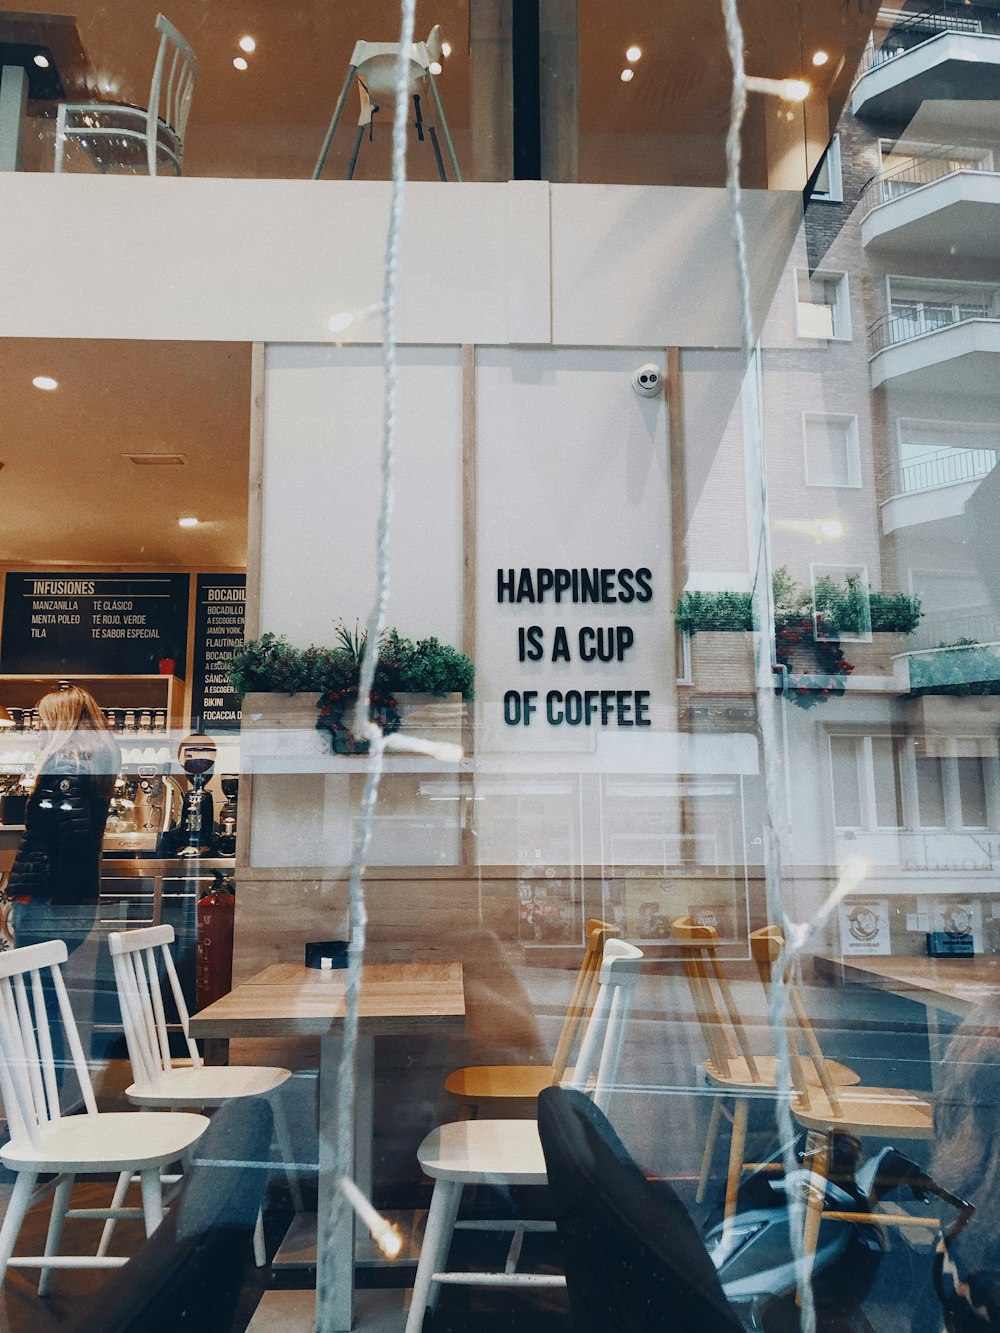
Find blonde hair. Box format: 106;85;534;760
36;684;120;780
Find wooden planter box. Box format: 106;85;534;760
240;690;470;767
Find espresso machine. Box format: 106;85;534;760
104;765;185;854
176;732;217;858
215;775;239;857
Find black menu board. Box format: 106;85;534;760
0;573;189;675
190;574;246;732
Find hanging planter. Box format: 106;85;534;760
315;687;402;755
774;617;854;709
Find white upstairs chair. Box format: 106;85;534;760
404;938;644;1333
103;924;301;1267
313;24;462;181
54;13;196;175
0;939;208;1296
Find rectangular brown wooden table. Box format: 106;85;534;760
814;953;1000;1017
190;960;465;1332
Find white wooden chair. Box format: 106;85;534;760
404;938;643;1333
313;24;462;181
0;939;208;1295
103;923;302;1267
54;13;196;176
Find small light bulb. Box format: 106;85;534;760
626;45;642;63
820;519;843;541
782;79;810;102
33;54;50;69
429;60;443;75
178;516;200;528
32;376;58;391
620;68;634;83
812;50;829;67
239;35;256;53
233;56;248;71
441;41;452;58
328;311;354;334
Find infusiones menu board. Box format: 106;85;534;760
0;573;190;675
190;574;246;732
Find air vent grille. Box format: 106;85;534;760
123;453;187;466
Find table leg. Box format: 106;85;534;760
0;65;27;172
315;1033;376;1333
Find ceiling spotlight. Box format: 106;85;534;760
33;53;50;68
441;41;452;58
239;35;256;53
233;56;248;71
620;68;634;83
32;376;58;391
812;50;829;66
429;60;443;75
783;79;810;101
625;45;642;63
177;516;200;528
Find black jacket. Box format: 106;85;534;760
8;745;118;905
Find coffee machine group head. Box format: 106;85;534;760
177;731;217;857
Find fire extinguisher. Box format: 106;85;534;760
196;869;235;1009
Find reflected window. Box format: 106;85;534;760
811;135;843;203
803;412;860;487
796;269;851;340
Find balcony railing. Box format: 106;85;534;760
881;446;998;498
855;3;994;82
869;286;1000;354
859;145;998;218
912;609;1000;652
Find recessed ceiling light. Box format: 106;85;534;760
441;41;452;58
429;60;443;75
625;45;642;63
33;53;50;69
620;68;634;83
32;376;58;391
812;50;830;67
233;56;248;71
783;79;810;101
178;516;200;528
239;35;256;53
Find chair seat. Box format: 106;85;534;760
126;1064;291;1108
417;1118;548;1186
0;1111;209;1174
704;1055;860;1090
444;1064;558;1104
791;1086;934;1138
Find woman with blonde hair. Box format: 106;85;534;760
8;684;120;1097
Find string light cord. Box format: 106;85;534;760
720;1;817;1324
316;0;416;1323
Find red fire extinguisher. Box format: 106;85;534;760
196;869;235;1009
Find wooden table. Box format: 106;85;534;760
190;960;465;1332
0;12;91;171
815;953;1000;1018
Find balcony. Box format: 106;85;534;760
860;147;1000;257
852;5;1000;124
880;446;998;532
868;281;1000;391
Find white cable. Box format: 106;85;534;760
721;2;815;1327
316;0;416;1325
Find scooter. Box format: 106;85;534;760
704;1134;974;1331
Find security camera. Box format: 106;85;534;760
632;363;664;398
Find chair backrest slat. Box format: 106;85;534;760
146;14;197;173
0;942;98;1150
672;918;761;1083
109;925;201;1092
566;939;643;1114
748;925;843;1116
550;919;619;1083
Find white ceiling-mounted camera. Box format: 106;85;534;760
632;363;664;398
